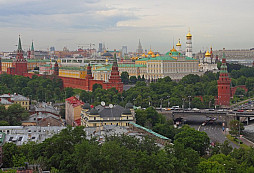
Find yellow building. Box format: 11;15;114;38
1;59;50;72
65;96;84;126
92;64;112;82
0;94;30;110
59;66;87;79
81;103;135;127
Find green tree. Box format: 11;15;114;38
130;76;137;84
120;71;129;84
197;160;225;173
174;125;210;156
6;104;29;125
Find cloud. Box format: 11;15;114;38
0;0;137;31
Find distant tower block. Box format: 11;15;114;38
176;39;182;52
217;49;231;107
186;29;192;58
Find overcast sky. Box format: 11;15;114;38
0;0;253;53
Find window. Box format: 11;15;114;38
94;117;96;120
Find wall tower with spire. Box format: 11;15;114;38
186;29;193;58
9;36;28;75
217;49;231;107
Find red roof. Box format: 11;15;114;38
65;96;84;108
74;118;81;126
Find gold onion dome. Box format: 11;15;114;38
148;49;153;55
176;39;181;46
170;46;177;52
186;32;192;37
152;53;156;58
57;59;61;63
156;53;160;57
145;55;148;57
205;50;211;57
135;57;139;60
106;58;108;62
142;53;146;57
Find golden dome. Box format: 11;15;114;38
176;39;181;46
135;57;139;60
106;58;108;62
156;53;160;57
152;53;156;58
186;32;192;37
148;49;153;55
142;53;146;57
57;59;61;63
170;46;177;52
205;50;211;57
145;55;148;57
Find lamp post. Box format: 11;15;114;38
167;96;170;108
182;98;185;111
188;96;191;109
121;96;124;102
160;98;163;111
209;100;211;108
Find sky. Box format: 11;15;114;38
0;0;253;53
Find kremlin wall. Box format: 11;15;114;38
1;36;123;93
0;33;248;107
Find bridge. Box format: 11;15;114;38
159;110;254;127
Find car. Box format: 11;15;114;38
165;108;171;111
237;109;244;112
209;109;215;111
218;109;224;112
192;108;200;111
246;109;252;112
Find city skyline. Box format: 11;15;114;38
0;0;253;52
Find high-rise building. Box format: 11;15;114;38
122;46;127;55
136;39;143;55
186;30;193;58
98;43;103;53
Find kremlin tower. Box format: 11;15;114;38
186;30;193;58
8;36;28;75
53;61;59;76
217;49;231;107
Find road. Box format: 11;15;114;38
182;115;239;148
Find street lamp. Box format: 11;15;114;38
182;98;185;111
121;96;124;102
160;98;163;111
188;96;191;109
133;98;136;107
167;96;170;108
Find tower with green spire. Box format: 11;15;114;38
12;35;28;75
217;48;231;107
30;41;35;59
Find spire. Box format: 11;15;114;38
18;35;22;52
31;41;34;51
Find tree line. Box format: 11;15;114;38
2;125;254;172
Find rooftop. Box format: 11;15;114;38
65;96;84;108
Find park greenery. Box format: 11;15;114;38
0;63;254;109
0;104;29;126
2;124;254;172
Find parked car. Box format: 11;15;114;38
192;108;200;111
237;109;244;112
